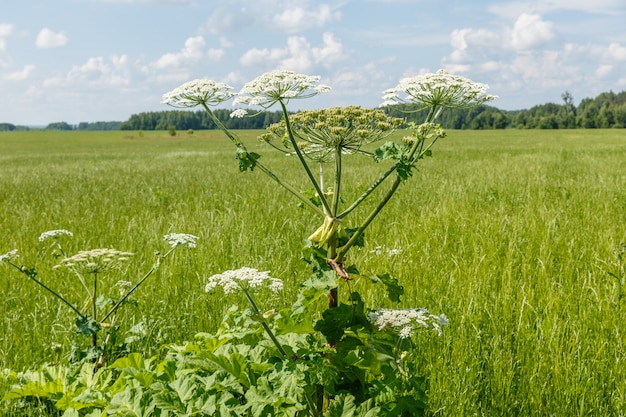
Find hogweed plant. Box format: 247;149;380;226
1;70;493;417
0;231;198;367
163;69;492;415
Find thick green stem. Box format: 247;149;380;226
279;101;333;215
334;106;438;261
100;255;165;323
243;290;287;357
12;262;84;318
332;147;342;217
337;161;397;219
202;104;325;217
92;272;98;347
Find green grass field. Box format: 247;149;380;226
1;128;625;416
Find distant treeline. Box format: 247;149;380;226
119;89;626;131
119;109;285;131
0;121;122;131
2;89;625;132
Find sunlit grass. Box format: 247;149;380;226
1;128;625;415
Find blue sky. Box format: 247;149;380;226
1;0;625;125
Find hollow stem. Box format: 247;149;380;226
242;289;287;357
11;262;84;318
202;103;325;217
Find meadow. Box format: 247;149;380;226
1;128;625;416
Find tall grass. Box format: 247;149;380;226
1;129;625;415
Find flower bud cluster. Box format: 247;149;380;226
262;106;404;162
56;248;134;274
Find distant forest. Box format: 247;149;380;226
2;89;625;132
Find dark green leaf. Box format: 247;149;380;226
368;273;404;303
75;316;100;337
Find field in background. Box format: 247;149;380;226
1;129;625;415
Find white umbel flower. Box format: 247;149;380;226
162;79;236;108
382;69;496;109
164;233;199;249
0;249;18;263
38;229;73;242
234;70;331;109
205;267;284;295
367;308;448;338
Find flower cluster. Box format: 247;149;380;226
164;233;199;249
0;249;18;263
205;267;283;295
162;79;236;108
38;229;73;242
367;308;449;338
382;69;497;109
260;106;404;162
234;70;330;109
56;248;134;274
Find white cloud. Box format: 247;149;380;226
595;64;613;77
240;32;344;73
272;4;341;33
1;23;14;57
35;28;69;48
488;0;624;19
204;4;255;35
154;36;222;69
43;54;130;88
511;13;555;51
607;43;626;61
0;23;14;38
4;64;35;81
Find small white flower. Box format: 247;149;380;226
230;109;248;118
38;229;73;242
205;267;283;295
162;79;236;108
0;249;18;263
367;307;447;338
382;69;496;109
234;70;330;109
164;233;199;249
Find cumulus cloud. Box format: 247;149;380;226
239;32;343;73
510;13;555;51
0;23;14;38
0;23;14;57
154;36;223;69
607;43;626;61
204;4;255;35
4;64;35;81
43;54;130;88
36;28;69;48
272;4;341;33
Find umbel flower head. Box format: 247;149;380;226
205;267;283;295
0;249;18;263
367;308;449;339
56;248;134;274
234;70;331;109
162;79;236;108
164;233;199;249
38;229;73;242
381;69;497;109
260;106;404;162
